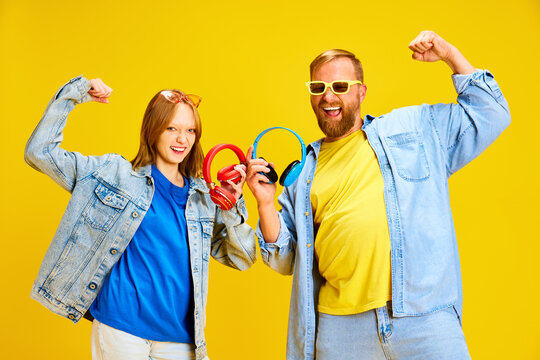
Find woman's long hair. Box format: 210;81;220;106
131;90;204;177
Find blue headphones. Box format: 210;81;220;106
252;127;307;187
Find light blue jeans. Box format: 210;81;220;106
316;302;471;359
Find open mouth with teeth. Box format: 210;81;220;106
170;146;187;154
323;106;342;118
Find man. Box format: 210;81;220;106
246;31;510;359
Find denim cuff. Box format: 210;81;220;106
256;212;290;251
220;195;248;225
54;75;92;104
234;196;248;220
452;69;491;94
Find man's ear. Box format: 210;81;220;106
359;84;367;103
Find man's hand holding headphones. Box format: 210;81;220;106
245;145;277;207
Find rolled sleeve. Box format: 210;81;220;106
256;213;295;275
256;213;292;250
232;196;248;222
213;195;257;270
427;69;510;176
452;69;507;106
55;75;93;104
24;75;111;192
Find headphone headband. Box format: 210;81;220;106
203;143;246;185
252;127;306;162
252;127;307;187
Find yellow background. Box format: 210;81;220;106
1;0;539;358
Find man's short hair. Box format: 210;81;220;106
310;49;364;83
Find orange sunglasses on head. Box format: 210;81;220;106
152;90;202;109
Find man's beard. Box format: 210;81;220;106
315;102;358;138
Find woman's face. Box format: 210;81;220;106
155;103;197;170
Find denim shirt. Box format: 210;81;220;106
256;70;510;360
24;76;257;360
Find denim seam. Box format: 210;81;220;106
381;306;393;340
447;122;474;153
305;180;315;358
364;124;405;313
427;105;452;178
394;301;457;317
58;223;113;306
35;286;82;321
46;101;75;190
376;307;393;359
224;213;256;265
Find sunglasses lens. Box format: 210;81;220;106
188;95;201;107
332;82;350;94
162;91;180;103
309;82;326;95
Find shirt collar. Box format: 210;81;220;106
307;139;323;159
131;164;152;177
131;164;208;193
362;114;376;129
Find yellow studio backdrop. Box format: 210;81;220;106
1;0;538;358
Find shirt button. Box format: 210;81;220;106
132;212;138;218
307;243;312;247
105;195;112;202
68;314;75;320
305;212;309;216
307;179;311;184
110;249;118;255
147;178;152;185
88;282;97;290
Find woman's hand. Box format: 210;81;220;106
220;164;247;202
88;78;113;103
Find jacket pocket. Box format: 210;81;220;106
385;131;430;181
201;219;214;261
83;183;128;231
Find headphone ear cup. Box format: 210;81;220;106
217;164;242;185
265;164;279;184
280;160;301;186
210;186;236;211
259;157;278;183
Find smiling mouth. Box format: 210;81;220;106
323;106;342;117
171;146;187;154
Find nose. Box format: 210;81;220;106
322;86;340;102
176;132;187;144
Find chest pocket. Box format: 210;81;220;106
83;183;129;231
385;131;430;181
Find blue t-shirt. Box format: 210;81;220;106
90;165;194;343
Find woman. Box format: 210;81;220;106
24;76;256;360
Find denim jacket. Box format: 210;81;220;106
257;70;510;360
24;76;257;360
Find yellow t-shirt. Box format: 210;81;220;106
311;129;392;315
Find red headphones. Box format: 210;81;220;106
203;144;247;210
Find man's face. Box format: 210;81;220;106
310;57;367;140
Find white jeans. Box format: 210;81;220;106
91;319;198;360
